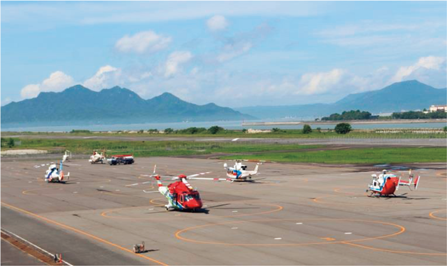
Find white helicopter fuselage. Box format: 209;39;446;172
224;162;259;181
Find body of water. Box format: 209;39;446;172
2;120;446;132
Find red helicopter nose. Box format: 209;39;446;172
186;199;202;209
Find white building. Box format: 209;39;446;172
429;105;447;113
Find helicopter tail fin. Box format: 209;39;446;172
414;176;420;190
254;164;259;174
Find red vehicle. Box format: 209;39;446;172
366;169;421;197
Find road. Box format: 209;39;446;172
1;157;446;265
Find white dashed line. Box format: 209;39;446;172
296;222;303;225
232;210;238;213
344;232;352;235
274;238;282;240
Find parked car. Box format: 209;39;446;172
107;154;135;165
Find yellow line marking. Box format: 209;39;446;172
321;237;336;241
1;201;168;266
175;218;405;247
429;209;447;221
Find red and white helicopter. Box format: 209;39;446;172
129;166;211;211
45;160;69;183
223;160;260;182
366;169;421;197
89;150;106;164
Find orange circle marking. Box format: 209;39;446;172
342;241;447;256
175;218;405;247
429;209;447;221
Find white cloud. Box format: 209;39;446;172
1;97;12;106
115;31;171;54
217;42;253;63
164;51;193;78
207;15;228;31
20;71;75;99
390;56;446;87
83;65;122;90
297;69;346;95
21;84;42;99
42;71;75;91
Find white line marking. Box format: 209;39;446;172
148;208;154;211
231;227;238;229
296;222;303;225
274;238;282;240
2;229;74;266
345;232;352;235
232;210;238;213
143;190;158;194
73;192;78;194
232;138;239;142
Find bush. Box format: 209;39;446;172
272;128;284;133
7;138;15;148
208;126;224;134
147;129;158;133
444;126;447;132
164;128;174;134
334;123;352;134
179;127;206;134
302;124;312;134
70;129;91;134
316;127;321;133
242;129;247;133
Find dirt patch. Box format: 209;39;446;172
1;231;60;265
1;149;48;156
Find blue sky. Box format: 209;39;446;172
2;1;446;107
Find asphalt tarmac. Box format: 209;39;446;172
1;157;446;265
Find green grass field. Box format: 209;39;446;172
4;128;447;139
221;147;447;164
3;137;445;164
4;138;320;157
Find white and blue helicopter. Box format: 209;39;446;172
45;160;69;183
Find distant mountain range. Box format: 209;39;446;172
1;85;254;126
2;80;445;128
235;80;447;119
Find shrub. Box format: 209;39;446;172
334;123;352;134
316;127;321;133
242;129;247;133
302;124;312;134
208;126;224;134
272;128;283;133
444;126;447;132
7;138;15;148
164;128;174;134
70;129;91;134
